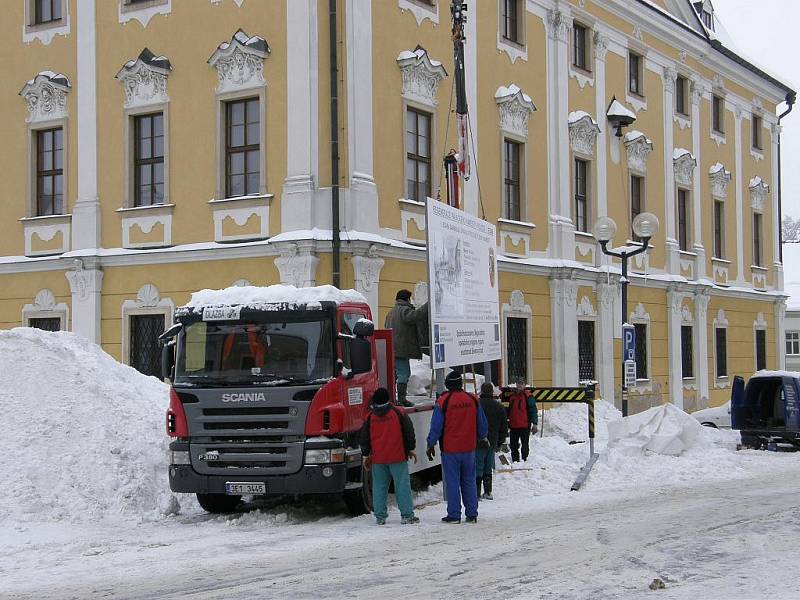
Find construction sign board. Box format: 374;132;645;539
425;196;501;369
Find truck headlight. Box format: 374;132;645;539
171;450;191;465
304;449;331;464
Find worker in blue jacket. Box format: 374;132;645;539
426;370;489;524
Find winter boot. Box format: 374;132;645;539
476;478;482;501
397;383;414;408
481;474;493;500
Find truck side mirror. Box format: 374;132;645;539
350;338;372;375
161;342;175;383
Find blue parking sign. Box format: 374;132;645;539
623;324;636;363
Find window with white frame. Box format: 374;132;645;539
572;22;590;72
630;174;644;240
578;320;595;381
574;158;589;233
677;188;691;251
681;324;694;379
753;211;763;267
500;0;522;44
122;284;174;376
225;98;260;198
676;74;689;116
715;326;727;378
502;290;532;385
35;127;64;216
406;107;432;202
755;328;767;371
752;113;763;150
630;303;651;384
712;94;725;134
713;199;725;259
786;331;800;356
503;139;522;221
628;51;644;97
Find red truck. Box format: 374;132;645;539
159;285;439;515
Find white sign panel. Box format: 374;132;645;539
624;360;637;388
202;306;242;321
426;197;501;369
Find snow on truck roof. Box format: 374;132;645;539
182;284;367;311
751;370;800;380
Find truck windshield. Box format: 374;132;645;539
174;317;335;386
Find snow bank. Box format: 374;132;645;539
541;399;620;443
607;403;701;456
406;356;493;397
185;284;366;310
0;328;174;525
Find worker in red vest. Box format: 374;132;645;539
426;370;489;524
506;379;538;462
358;388;419;525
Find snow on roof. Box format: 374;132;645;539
606;99;636;120
24;70;71;88
623;130;652;144
396;47;442;68
709;162;728;174
748;176;768;190
751;370;800;380
673;147;693;160
568;110;598;125
495;84;533;104
183;284;367;310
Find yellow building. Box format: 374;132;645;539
0;0;793;411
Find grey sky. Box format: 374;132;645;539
713;0;799;217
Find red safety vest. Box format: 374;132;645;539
507;392;529;429
437;390;479;454
368;407;407;464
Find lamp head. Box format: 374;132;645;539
632;212;660;239
592;216;618;243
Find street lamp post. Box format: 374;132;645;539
593;212;660;417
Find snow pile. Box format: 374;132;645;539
541;399;620;443
407;356;493;397
0;328;174;525
607;403;701;456
184;284;366;310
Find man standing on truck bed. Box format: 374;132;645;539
384;289;429;408
359;388;419;525
426;370;489;524
506;379;538;462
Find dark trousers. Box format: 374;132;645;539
509;427;530;462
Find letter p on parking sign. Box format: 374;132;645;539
623;324;636;363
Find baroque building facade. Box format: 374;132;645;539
0;0;793;411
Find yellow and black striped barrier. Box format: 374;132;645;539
500;383;598;491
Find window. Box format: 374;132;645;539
36;128;64;216
753;212;763;266
677;189;690;251
29;317;61;332
503;139;521;221
340;311;368;370
715;327;727;378
130;314;166;378
676;75;689;116
755;329;767;371
681;325;694;378
701;10;714;30
573;23;589;71
506;316;528;383
574;158;589;233
713;200;725;259
712;94;724;134
406;108;431;202
133;113;165;207
501;0;519;43
629;52;643;96
225;98;260;198
787;331;800;356
634;323;648;380
630;175;643;240
578;320;595;381
752;114;762;150
34;0;62;24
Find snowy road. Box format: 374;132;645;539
4;465;800;600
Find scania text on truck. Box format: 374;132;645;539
159;285;440;515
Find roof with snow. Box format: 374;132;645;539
606;99;636;121
180;284;367;311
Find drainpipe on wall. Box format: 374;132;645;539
329;0;341;288
778;91;796;263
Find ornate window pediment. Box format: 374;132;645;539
673;148;697;186
396;46;447;107
208;29;270;94
19;71;71;123
568;111;600;156
116;49;172;108
495;84;536;139
749;176;770;211
709;162;732;199
623;130;653;173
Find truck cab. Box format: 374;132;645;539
731;371;800;448
160;285;437;515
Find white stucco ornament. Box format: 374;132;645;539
673;148;697;186
749;176;770;212
116;49;172;108
19;71;71;123
495;84;536;139
568;111;601;156
396;47;447;106
709;163;732;199
208;29;270;94
623;131;653;173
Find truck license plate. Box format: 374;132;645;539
225;482;266;495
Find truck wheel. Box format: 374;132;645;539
343;466;372;516
196;493;242;514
